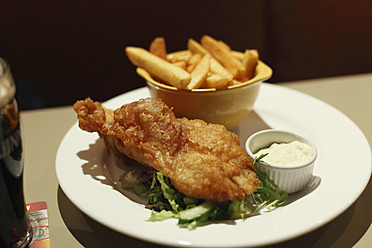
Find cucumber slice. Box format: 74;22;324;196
178;201;216;225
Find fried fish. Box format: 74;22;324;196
73;97;259;202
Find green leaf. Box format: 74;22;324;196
148;210;178;222
133;183;147;197
228;198;252;219
120;170;153;189
183;196;199;207
252;158;288;211
156;171;182;201
148;186;164;205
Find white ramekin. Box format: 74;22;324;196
245;129;318;194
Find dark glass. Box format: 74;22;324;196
0;58;32;248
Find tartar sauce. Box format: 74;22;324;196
254;140;314;167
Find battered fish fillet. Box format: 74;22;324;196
73;97;259;202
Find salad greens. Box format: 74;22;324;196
120;154;287;229
252;154;288;212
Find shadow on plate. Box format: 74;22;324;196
77;138;150;204
77;138;111;186
233;110;272;146
285;175;322;205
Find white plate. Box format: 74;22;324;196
56;83;371;247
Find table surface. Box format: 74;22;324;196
22;73;372;248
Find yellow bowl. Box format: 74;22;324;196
136;54;272;130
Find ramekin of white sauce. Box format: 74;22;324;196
246;129;317;194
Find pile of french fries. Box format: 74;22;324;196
125;35;259;90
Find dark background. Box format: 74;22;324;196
1;0;371;110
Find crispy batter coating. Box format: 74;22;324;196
73;98;259;202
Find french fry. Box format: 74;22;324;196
242;49;259;79
209;57;233;82
218;40;231;52
230;50;244;61
166;50;192;63
187;38;208;55
126;35;261;90
186;54;210;90
126;46;191;89
172;61;186;70
201;35;245;80
186;53;202;73
232;79;242;86
203;73;230;89
149;37;167;60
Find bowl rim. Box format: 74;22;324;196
135;51;273;93
246;129;318;170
